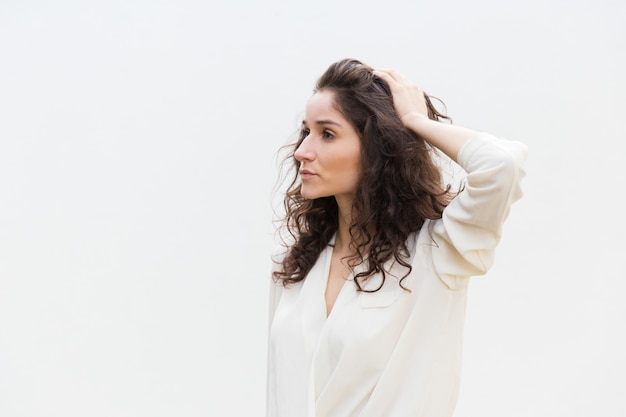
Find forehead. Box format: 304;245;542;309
303;90;345;123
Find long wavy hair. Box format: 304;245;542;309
273;58;454;292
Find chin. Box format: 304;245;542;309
300;187;327;200
300;190;318;200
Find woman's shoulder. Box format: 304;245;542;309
457;132;528;173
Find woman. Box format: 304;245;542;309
267;58;527;417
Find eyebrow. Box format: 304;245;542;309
302;119;342;127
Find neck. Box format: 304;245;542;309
334;194;373;256
334;195;354;254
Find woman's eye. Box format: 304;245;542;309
300;129;310;139
322;130;335;140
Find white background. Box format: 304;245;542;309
1;0;625;416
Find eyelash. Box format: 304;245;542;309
300;128;335;140
322;130;335;140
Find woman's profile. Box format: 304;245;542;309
267;58;527;417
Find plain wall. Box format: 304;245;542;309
1;0;624;416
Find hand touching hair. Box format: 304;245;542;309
275;58;454;292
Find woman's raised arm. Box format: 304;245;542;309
373;68;477;162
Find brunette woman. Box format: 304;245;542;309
267;58;527;417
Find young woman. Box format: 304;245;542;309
267;58;527;417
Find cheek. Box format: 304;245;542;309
346;147;363;177
335;154;362;186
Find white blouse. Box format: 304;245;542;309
267;133;527;417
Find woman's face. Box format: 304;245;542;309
294;90;362;202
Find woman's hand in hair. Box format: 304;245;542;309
372;69;429;127
373;68;477;162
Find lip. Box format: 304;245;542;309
299;169;316;180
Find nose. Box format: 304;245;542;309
294;135;315;162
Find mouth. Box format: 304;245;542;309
299;169;316;180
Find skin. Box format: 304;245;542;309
373;69;478;161
296;71;480;315
295;91;362;205
294;89;363;255
295;90;363;315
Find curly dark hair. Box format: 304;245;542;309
273;58;454;292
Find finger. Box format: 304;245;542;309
373;68;396;80
374;69;413;87
373;69;390;77
387;70;413;86
372;69;396;86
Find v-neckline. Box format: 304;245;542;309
323;235;353;318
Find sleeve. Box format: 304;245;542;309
266;256;283;417
268;273;283;328
430;131;528;290
267;253;284;328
